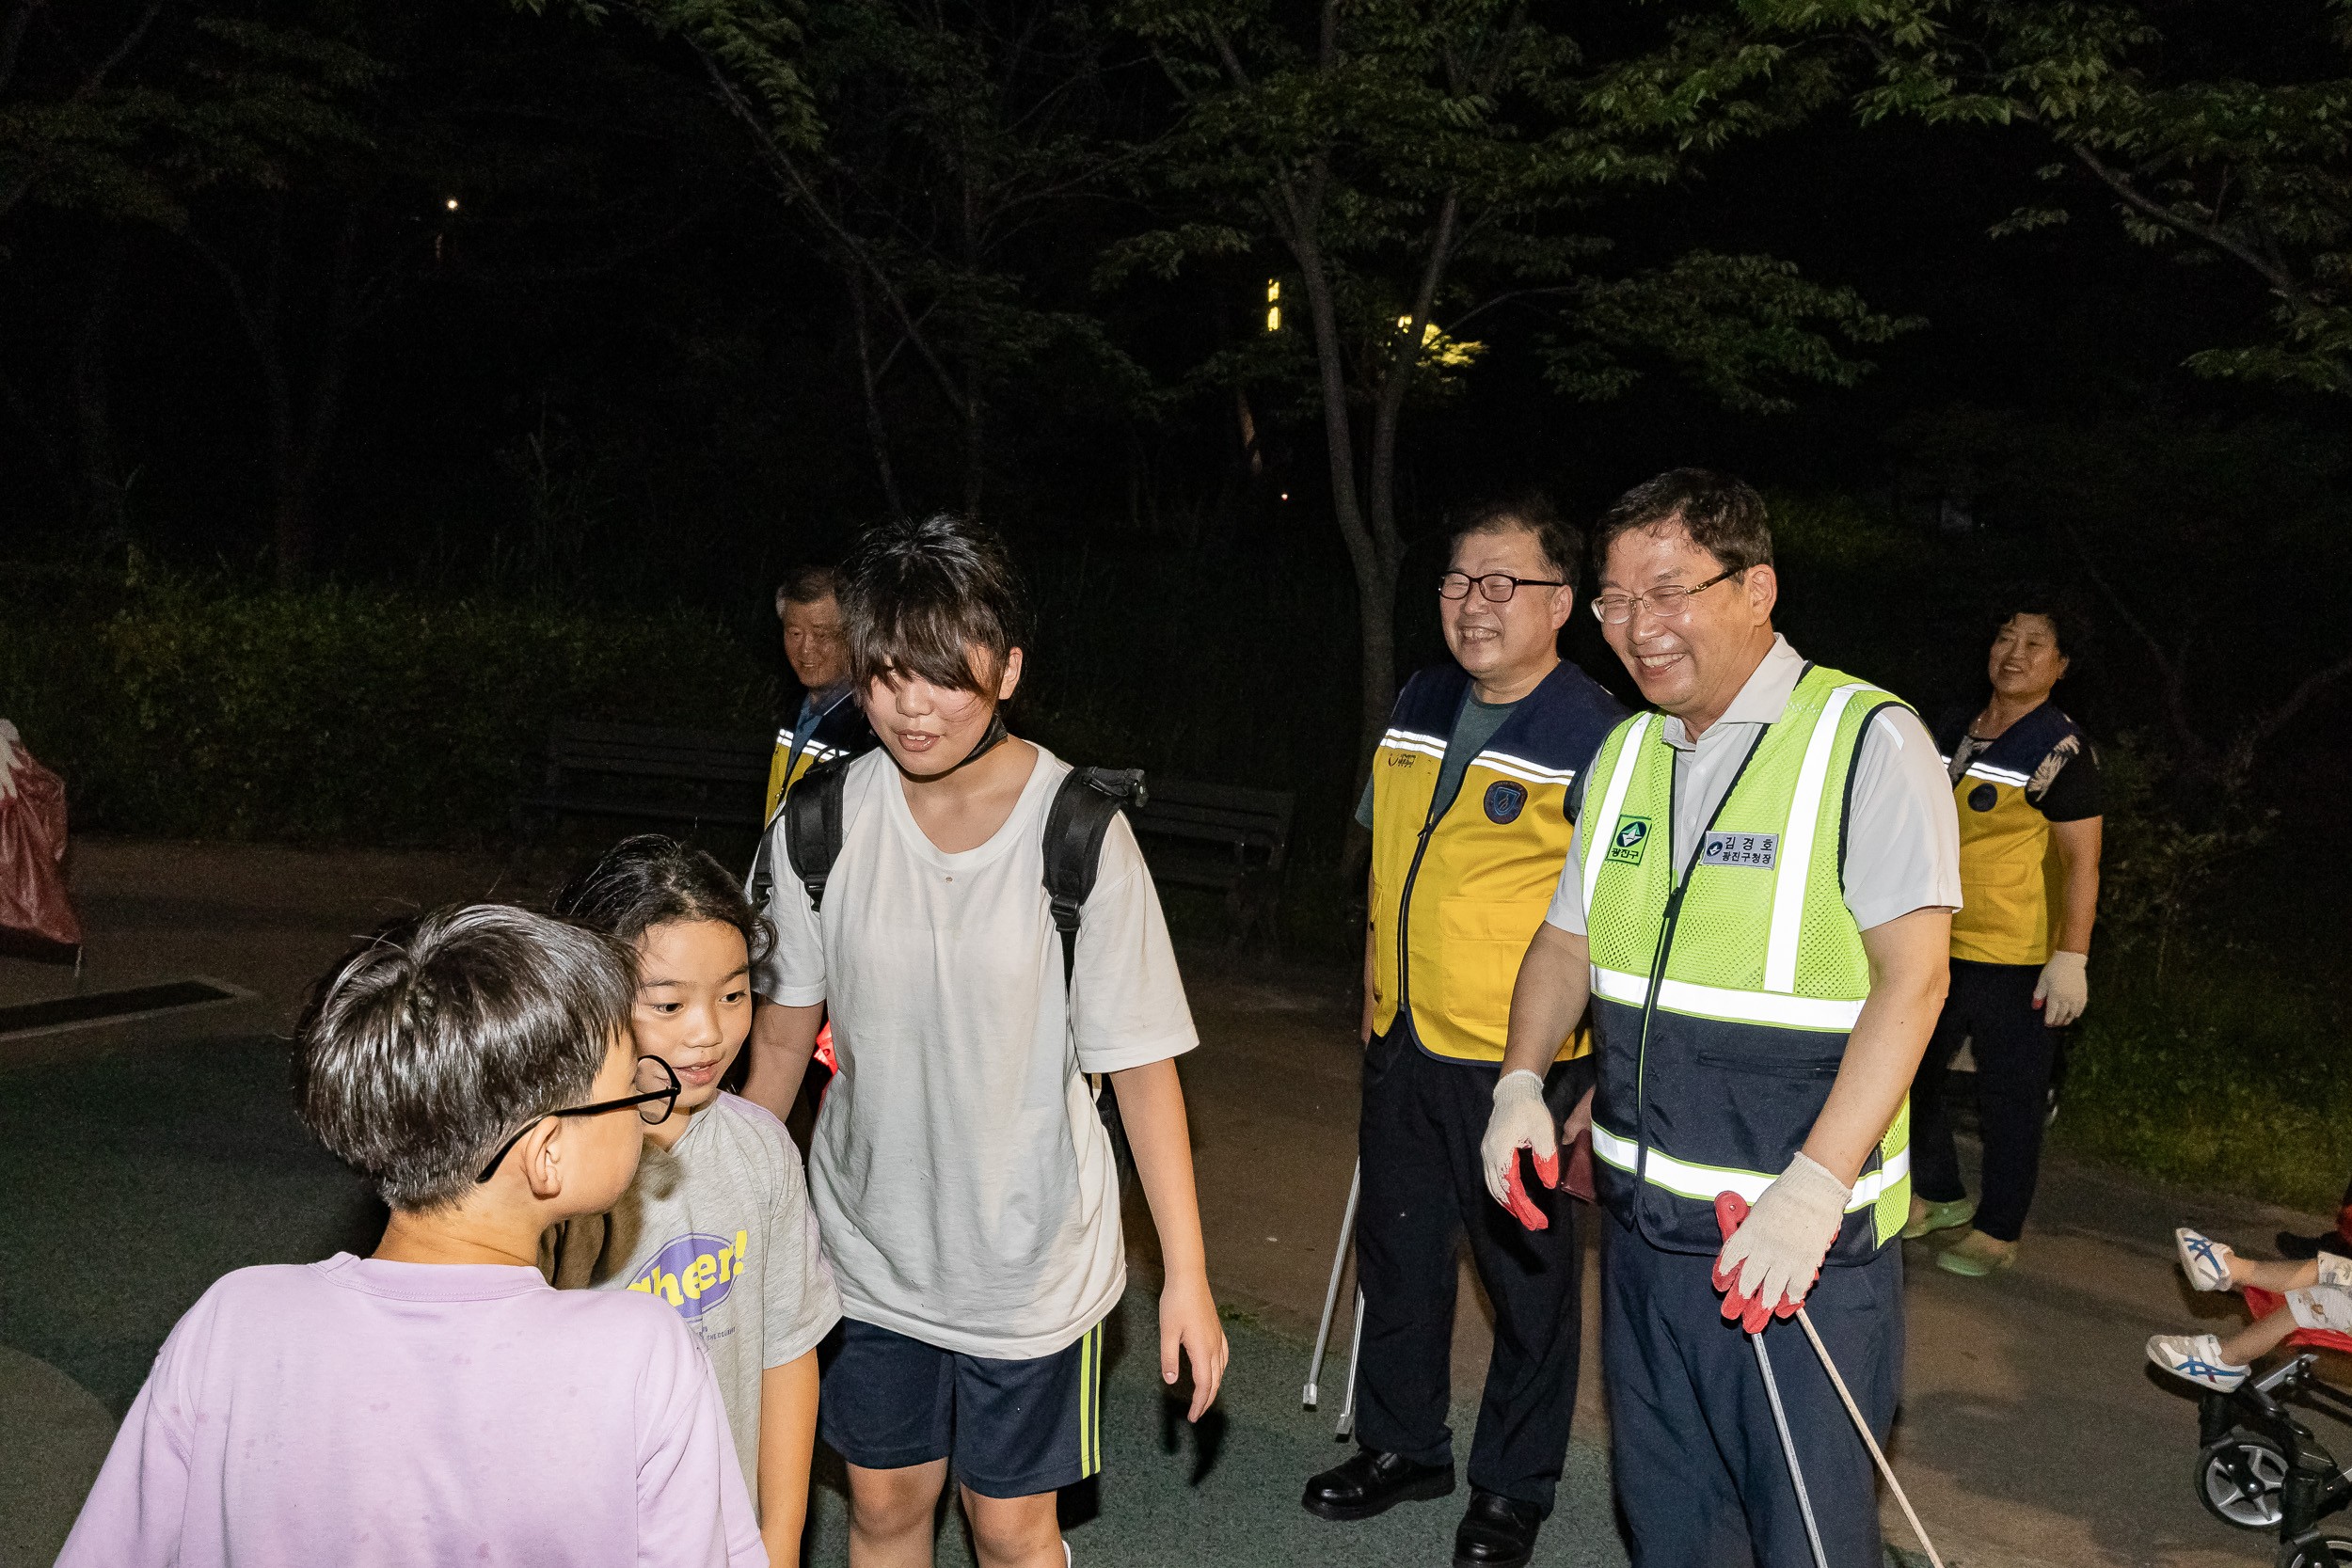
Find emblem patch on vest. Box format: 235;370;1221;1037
1700;831;1778;869
1968;783;1998;812
1484;780;1526;824
1607;817;1650;863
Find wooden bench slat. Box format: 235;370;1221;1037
519;719;775;837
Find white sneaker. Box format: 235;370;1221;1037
2175;1228;2235;1292
2148;1333;2249;1391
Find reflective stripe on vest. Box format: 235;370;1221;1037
1589;965;1866;1031
1941;700;2088;967
1368;663;1625;1063
1581;662;1912;1257
1590;1123;1910;1209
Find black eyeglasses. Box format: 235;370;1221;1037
475;1055;681;1183
1439;571;1567;603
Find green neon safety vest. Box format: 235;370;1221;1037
1581;662;1913;1259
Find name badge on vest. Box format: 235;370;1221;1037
1700;831;1778;868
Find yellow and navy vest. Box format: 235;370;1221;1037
1939;703;2088;968
761;690;873;821
1369;660;1626;1064
1582;664;1912;1259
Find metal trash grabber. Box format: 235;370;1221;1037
1303;1159;1359;1416
1718;1193;1831;1568
1716;1191;1947;1568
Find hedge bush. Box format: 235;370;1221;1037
1;564;776;847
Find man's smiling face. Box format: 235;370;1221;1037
1440;525;1571;692
1597;520;1776;735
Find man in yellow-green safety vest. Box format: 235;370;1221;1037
1484;470;1961;1568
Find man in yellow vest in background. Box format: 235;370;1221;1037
1486;471;1959;1568
1301;495;1625;1568
762;564;872;819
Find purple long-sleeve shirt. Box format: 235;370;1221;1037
58;1253;766;1568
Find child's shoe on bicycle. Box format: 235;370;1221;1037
2146;1333;2249;1391
2174;1227;2235;1292
1901;1195;1977;1240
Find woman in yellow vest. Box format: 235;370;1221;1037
1906;610;2103;1276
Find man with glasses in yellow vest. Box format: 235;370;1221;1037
1301;494;1624;1568
1483;471;1959;1568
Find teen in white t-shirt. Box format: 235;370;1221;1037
742;514;1227;1568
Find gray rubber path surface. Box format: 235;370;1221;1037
8;838;2346;1567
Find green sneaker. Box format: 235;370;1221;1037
1936;1228;2019;1277
1900;1195;1977;1241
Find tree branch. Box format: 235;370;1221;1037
72;0;164;103
2240;645;2352;758
681;24;972;424
2058;516;2205;766
2063;138;2302;300
1367;187;1462;565
0;0;40;101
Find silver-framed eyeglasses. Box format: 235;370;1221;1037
1589;569;1738;625
1439;571;1566;603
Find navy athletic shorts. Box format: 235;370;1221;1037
818;1315;1107;1498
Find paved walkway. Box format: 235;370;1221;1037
5;838;2344;1567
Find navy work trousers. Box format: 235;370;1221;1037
1911;958;2053;1243
1605;1218;1902;1568
1354;1030;1593;1514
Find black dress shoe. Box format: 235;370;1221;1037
2277;1229;2352;1260
1453;1488;1543;1568
1300;1448;1455;1521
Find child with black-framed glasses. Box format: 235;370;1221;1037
56;905;765;1568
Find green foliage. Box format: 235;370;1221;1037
1550;250;1918;412
518;0;1153;512
2053;930;2350;1214
0;7;385;233
1742;0;2352;395
2092;737;2274;979
1119;0;1909;419
0;562;775;846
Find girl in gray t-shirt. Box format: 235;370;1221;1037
548;836;842;1567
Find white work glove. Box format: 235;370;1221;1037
1480;1069;1559;1231
1711;1151;1850;1333
2034;949;2088;1027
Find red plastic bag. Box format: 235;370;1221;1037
0;720;83;948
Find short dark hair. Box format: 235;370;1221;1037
1994;604;2077;658
1451;490;1582;591
552;834;774;969
1594;468;1772;577
841;513;1030;695
292;905;635;1212
775;564;841;617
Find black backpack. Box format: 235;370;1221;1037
778;755;1148;1186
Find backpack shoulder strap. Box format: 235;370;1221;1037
1041;766;1147;990
783;753;853;912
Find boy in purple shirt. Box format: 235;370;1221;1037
57;905;767;1568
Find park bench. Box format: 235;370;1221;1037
515;720;771;836
1127;777;1295;949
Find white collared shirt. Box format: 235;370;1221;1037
1546;634;1961;936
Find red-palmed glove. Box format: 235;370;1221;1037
1480;1069;1558;1230
1711;1152;1850;1333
